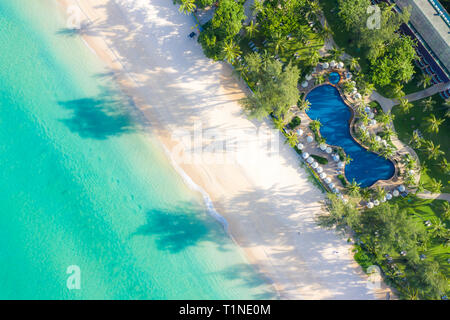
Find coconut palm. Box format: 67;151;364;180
409;131;422;149
299;99;311;111
383;127;396;141
251;0;265;16
222;40;242;63
439;158;450;174
285;131;299;147
429;178;443;194
344;154;353;164
381;147;395;159
269;33;289;55
273;117;286;131
425;114;445;134
403;286;420;300
348;179;361;196
398;98;413;114
245;21;258;39
424;140;444;160
422;97;435;112
308;50;320;67
328;48;344;61
431;218;447;239
178;0;196;15
417;74;432;89
348;57;360;72
442;202;450;221
380;112;394;127
392;83;405;98
315;73;325;85
310;120;321;133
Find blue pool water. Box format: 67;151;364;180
306;85;395;187
329;72;340;84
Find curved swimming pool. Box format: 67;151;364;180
306;85;395;187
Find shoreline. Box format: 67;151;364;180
57;0;391;299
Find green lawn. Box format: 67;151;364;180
392;94;450;193
393;196;449;278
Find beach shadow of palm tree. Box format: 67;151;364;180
59;95;137;139
133;205;229;253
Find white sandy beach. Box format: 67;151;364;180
59;0;390;299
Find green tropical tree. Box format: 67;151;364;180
417;74;432;89
422;97;435;112
425;114;445;134
285;131;299;147
308;50;321;67
251;0;264;16
392;83;405;98
329;48;344;61
381;147;395;159
310;119;321;133
429;178;442;194
380;111;395;127
439;158;450;174
178;0;196;15
222;39;242;63
245;20;258;38
398;98;413;114
299;99;311;111
348;57;360;72
273;117;286;131
269;33;289;55
424;140;444;160
315;73;325;85
442;202;450;221
348;179;361;196
409;131;422;149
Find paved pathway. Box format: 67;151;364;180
403;82;450;103
416;191;450;202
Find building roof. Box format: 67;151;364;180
395;0;450;72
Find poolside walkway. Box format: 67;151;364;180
416;191;450;202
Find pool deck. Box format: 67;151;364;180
293;66;416;197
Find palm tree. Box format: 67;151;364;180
431;218;447;239
398;98;413;114
329;48;344;61
245;21;258;38
423;97;435;112
251;0;264;17
439;158;450;174
442;202;450;221
409;131;422;149
348;179;361;196
392;83;404;98
310;120;321;133
424;140;444;160
417;74;432;89
425;114;445;134
308;50;320;67
344;154;353;164
315;73;325;85
381;147;395;159
429;178;442;194
403;286;420;300
348;57;360;72
375;186;387;200
380;112;394;127
285;131;299;147
178;0;196;15
299;99;311;111
270;33;289;55
273;117;286;131
383;127;396;141
222;40;242;63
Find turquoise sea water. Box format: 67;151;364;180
0;0;275;299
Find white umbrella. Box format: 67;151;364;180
330;60;337;68
409;169;414;175
386;193;393;200
322;62;329;69
301;81;308;88
332;154;340;162
324;177;331;184
312;162;319;169
319;172;327;179
352;87;358;94
328;183;335;189
368;112;374;119
338;161;345;168
370;119;377;126
307;157;314;164
319;143;327;150
375;136;382;142
355;93;362;100
374;200;380;206
326;147;332;154
393;189;400;197
342;198;349;203
365;106;371;113
398;185;406;192
346;72;353;80
306;135;314;143
317;167;324;173
367;202;374;209
297;143;304;150
338;61;344;69
296;129;303;136
332;188;339;194
305;74;313;81
302;152;310;159
381;196;386;203
360;124;366;131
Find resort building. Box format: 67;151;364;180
374;0;450;98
